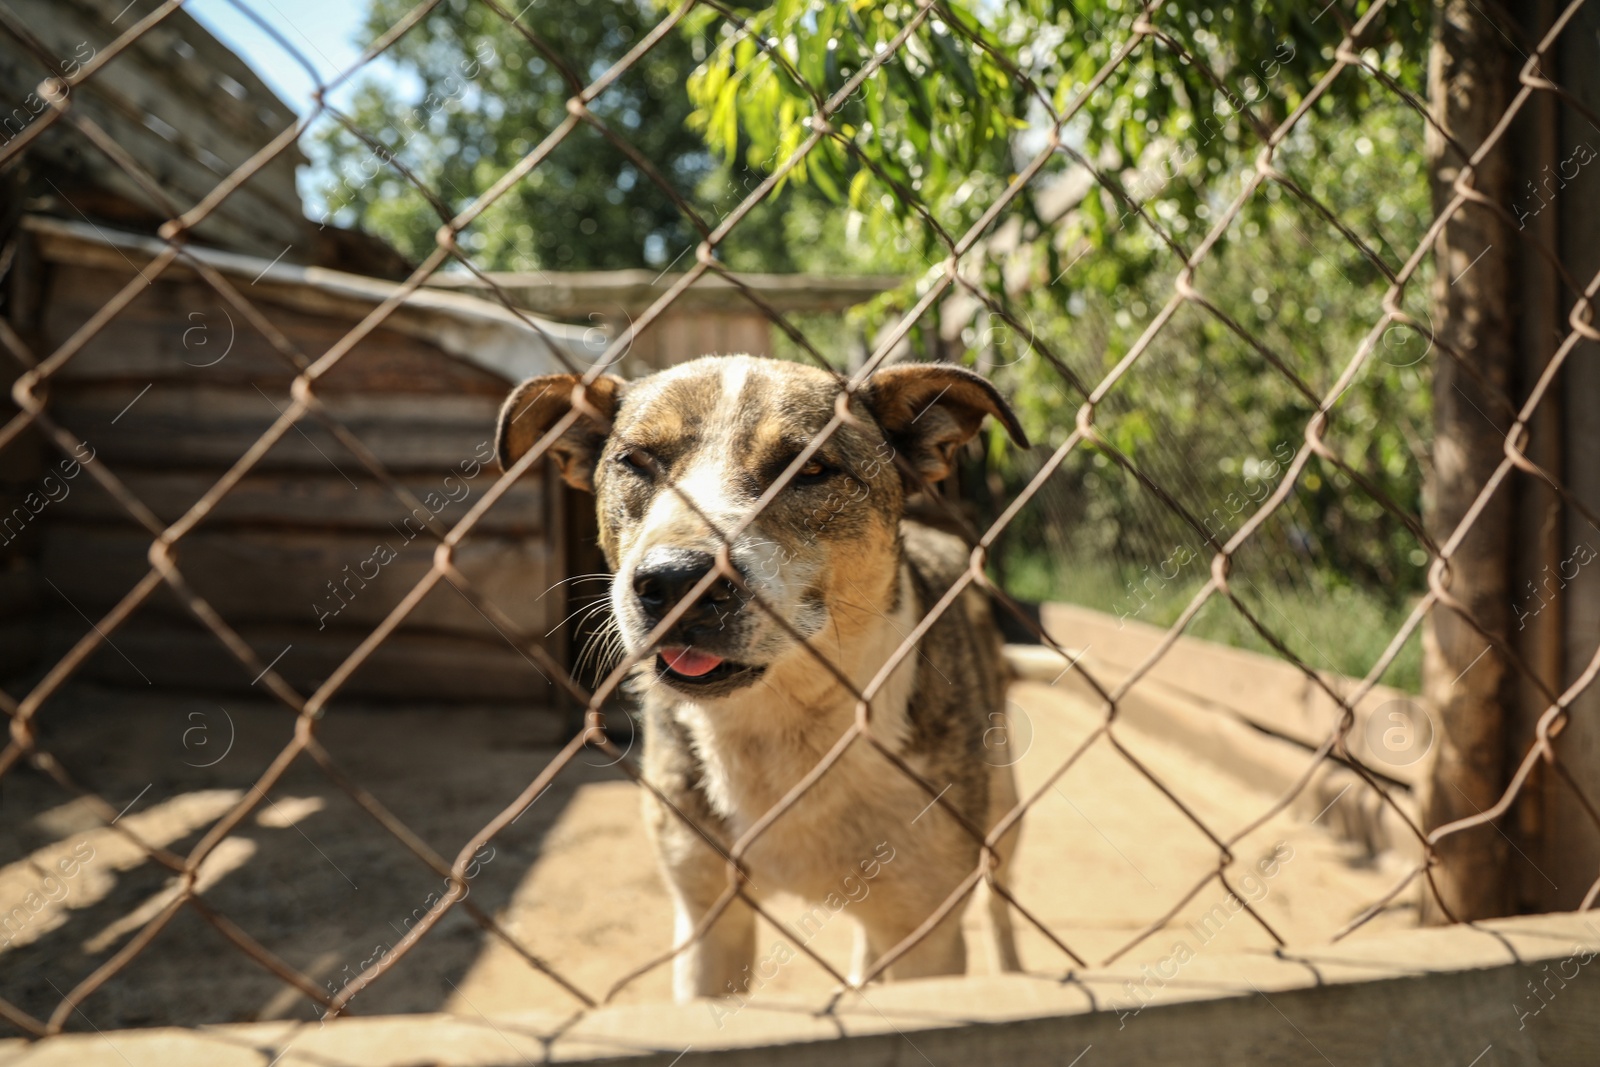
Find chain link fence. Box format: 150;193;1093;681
2;0;1599;1044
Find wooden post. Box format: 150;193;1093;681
1419;0;1518;922
1519;0;1600;909
1506;0;1565;915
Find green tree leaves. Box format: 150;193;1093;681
313;0;712;269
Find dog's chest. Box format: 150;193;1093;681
673;699;926;890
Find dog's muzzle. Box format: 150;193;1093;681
629;547;766;693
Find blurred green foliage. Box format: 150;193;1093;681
312;0;711;268
686;0;1436;689
319;0;1438;688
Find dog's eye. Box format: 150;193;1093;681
795;459;831;484
618;448;654;475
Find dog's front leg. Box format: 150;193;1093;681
669;885;756;1002
642;708;757;1001
849;921;877;985
649;818;757;1001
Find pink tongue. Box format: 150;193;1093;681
660;647;724;677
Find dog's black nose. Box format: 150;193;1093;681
632;549;725;619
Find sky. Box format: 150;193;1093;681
182;0;426;212
185;0;396;115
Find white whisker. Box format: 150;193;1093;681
547;594;616;638
575;615;627;683
536;572;614;601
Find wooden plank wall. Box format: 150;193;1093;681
8;257;566;706
0;375;44;680
421;268;902;376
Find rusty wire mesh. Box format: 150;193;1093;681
1;0;1598;1041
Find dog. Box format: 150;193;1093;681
496;354;1029;1001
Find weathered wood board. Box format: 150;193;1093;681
44;618;564;703
41;523;558;637
50;469;543;533
38;263;512;396
50;385;503;473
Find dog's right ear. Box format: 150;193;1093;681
495;373;625;491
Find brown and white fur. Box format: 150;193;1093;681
496;355;1029;1001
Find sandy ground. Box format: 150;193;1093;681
0;678;1417;1034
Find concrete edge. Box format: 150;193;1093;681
3;912;1596;1065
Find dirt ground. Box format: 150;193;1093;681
0;677;1417;1034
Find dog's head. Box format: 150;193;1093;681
497;355;1026;697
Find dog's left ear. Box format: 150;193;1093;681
862;363;1029;484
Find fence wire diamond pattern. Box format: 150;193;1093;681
1;0;1598;1041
